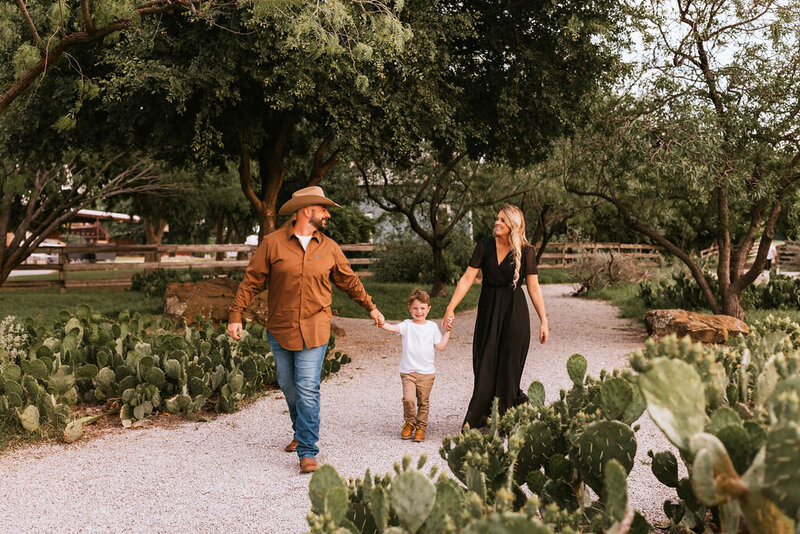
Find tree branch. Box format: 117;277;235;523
15;0;42;45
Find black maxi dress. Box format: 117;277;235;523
463;239;537;429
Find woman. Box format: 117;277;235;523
443;205;548;429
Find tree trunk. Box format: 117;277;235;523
721;289;745;321
143;216;167;265
431;245;448;297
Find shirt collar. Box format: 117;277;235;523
284;221;323;243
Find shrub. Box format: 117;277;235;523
641;270;800;311
129;269;243;298
568;252;648;294
372;231;473;285
325;206;376;244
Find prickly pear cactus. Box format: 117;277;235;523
390;469;437;533
572;420;636;496
600;377;633;421
649;450;678;488
566;354;587;387
762;422;800;520
639;358;707;452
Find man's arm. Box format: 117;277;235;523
227;241;270;339
331;245;385;326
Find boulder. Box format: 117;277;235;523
164;278;268;326
644;309;749;344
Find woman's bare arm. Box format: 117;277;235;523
442;266;479;330
526;274;549;343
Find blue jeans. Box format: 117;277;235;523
267;332;328;459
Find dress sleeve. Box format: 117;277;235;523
523;244;538;275
468;240;485;269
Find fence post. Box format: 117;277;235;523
58;250;68;293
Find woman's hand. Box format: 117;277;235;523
538;321;549;344
442;310;455;331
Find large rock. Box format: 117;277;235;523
164;278;268;325
645;309;749;344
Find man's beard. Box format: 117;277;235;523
310;215;328;231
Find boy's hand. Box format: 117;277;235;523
370;308;385;327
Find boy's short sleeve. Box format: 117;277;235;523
397;320;408;336
432;322;443;344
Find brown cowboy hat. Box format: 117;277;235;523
278;186;341;216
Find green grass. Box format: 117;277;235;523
536;268;575;285
332;282;481;321
9;269;149;282
0;288;162;324
581;283;649;324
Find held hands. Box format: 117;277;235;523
441;310;454;332
227;322;243;340
370;308;386;327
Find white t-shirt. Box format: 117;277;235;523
295;234;313;250
767;243;777;260
397;319;442;374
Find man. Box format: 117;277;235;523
227;186;385;473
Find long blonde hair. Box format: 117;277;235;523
499;205;529;287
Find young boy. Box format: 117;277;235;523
380;288;450;442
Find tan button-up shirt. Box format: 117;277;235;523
229;223;375;350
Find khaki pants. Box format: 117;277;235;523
400;372;436;428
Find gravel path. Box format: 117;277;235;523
0;284;676;533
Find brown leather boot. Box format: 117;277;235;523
285;439;299;452
413;426;425;442
300;457;318;473
401;422;416;440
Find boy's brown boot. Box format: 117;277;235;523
413;426;425;442
401;422;416;440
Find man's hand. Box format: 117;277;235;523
370;308;385;327
227;322;243;340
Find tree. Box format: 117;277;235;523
564;0;800;319
70;1;409;236
0;0;208;116
0;155;171;286
362;154;535;296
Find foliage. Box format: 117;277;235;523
129;270;242;298
325;206;376;245
372;229;473;286
568;252;651;294
642;271;800;312
0;307;349;446
563;0;800;319
0;316;28;366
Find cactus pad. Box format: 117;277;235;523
566;354;587;386
309;464;346;515
390;470;437;533
19;404;40;432
527;381;545;408
601;377;633;421
603;459;628;524
762;422;800;520
650;450;679;488
573;420;636;495
639;358;707;452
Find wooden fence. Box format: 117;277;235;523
5;243;376;291
5;241;665;291
536;242;664;269
699;241;800;269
